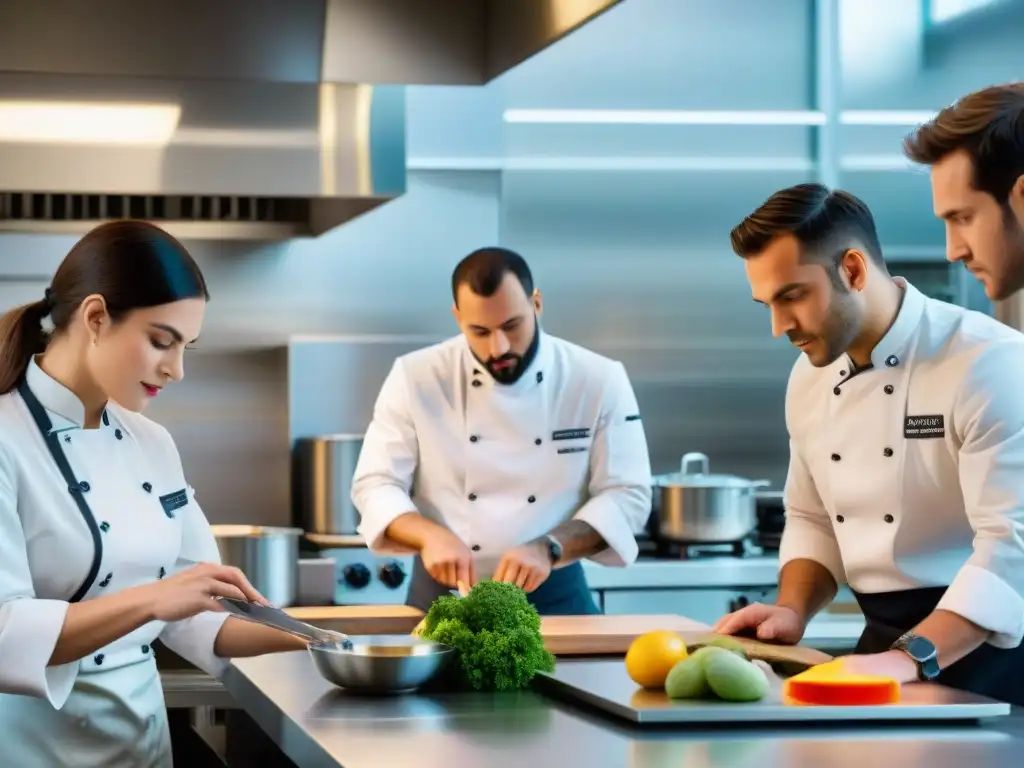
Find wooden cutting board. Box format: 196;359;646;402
540;615;833;672
285;605;424;636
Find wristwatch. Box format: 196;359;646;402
890;631;940;681
544;534;563;565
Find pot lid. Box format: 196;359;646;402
652;452;770;488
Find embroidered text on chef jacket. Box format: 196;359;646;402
0;357;229;764
353;331;653;573
781;278;1024;648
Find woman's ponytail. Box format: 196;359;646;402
0;295;53;395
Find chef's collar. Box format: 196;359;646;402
25;355;109;432
463;329;553;393
836;277;924;374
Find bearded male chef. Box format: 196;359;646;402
351;247;653;615
714;182;1024;706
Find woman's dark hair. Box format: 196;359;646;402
903;82;1024;205
0;219;209;394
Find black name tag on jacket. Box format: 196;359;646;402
552;428;590;441
558;446;587;454
159;488;189;516
904;415;945;439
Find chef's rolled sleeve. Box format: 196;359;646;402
938;340;1024;649
0;443;78;708
574;361;652;567
353;360;421;554
778;441;846;586
156;459;231;677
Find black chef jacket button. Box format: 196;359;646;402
535;438;542;445
472;380;482;388
99;521;110;532
141;644;150;654
114;428;123;440
884;514;895;523
830;453;841;462
883;447;893;457
158;567;166;579
833;386;841;396
79;481;90;492
468;493;477;501
885;355;899;367
64;434;71;443
94;654;104;665
471;544;481;552
99;572;112;587
528;495;536;503
142;482;152;493
884;385;894;394
536;371;543;383
469;435;478;443
836;515;844;523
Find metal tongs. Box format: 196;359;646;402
216;597;354;650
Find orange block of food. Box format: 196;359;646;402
783;661;901;706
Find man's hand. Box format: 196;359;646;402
712;602;806;644
493;540;552;593
835;651;920;683
420;528;477;588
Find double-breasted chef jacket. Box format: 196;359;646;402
352;330;653;613
0;357;230;767
781;277;1024;703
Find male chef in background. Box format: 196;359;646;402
713;182;1024;705
902;82;1024;301
351;246;652;615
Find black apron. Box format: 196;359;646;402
406;557;602;616
853;586;1024;706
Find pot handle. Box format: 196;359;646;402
681;452;710;476
744;479;773;494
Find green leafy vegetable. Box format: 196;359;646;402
421;580;555;691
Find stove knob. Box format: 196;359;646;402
342;563;371;589
378;561;406;589
729;596;750;613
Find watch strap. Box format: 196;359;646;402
891;631;941;681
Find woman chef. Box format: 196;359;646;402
0;220;309;766
352;247;653;615
716;183;1024;706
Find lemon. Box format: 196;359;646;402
624;630;689;688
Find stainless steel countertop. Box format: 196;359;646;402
581;556;783;589
222;651;1024;768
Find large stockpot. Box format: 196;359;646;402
210;525;303;607
292;434;365;536
650;452;770;544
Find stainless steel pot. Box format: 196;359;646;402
210;525;303;607
650;452;770;544
292;434;365;536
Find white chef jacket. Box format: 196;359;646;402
0;356;230;767
780;278;1024;649
352;331;653;575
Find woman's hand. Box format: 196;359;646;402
143;562;268;623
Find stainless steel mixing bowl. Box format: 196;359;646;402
308;634;456;694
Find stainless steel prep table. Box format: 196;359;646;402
221;651;1024;768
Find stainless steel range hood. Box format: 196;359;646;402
0;0;623;241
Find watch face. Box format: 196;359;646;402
906;636;935;661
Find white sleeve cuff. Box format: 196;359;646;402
355;485;419;555
778;519;846;586
158;610;232;679
936;563;1024;649
574;494;640;568
0;598;77;709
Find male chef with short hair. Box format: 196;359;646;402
714;182;1024;705
351;246;652;615
902;82;1024;301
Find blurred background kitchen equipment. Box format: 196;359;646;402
292;433;365;536
210;525;303;608
650;452;770;545
307;634;455;694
